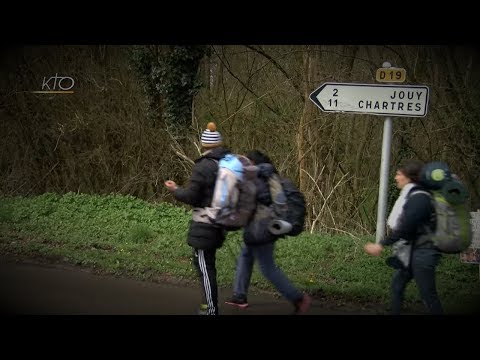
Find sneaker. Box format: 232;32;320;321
225;296;249;308
295;293;312;314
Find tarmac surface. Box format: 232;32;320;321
4;256;476;355
0;256;387;316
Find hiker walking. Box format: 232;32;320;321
364;159;443;315
225;150;312;314
164;122;230;315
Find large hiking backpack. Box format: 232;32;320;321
206;154;257;231
267;174;306;237
413;162;473;253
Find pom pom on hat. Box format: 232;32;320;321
201;122;223;148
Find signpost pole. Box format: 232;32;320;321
375;61;394;244
375;116;393;243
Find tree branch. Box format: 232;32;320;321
212;47;280;116
244;45;305;103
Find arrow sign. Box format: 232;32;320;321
309;82;429;117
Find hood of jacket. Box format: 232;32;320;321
257;163;276;179
196;147;231;163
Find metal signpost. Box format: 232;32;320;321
309;63;430;243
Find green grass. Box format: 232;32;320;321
0;192;479;314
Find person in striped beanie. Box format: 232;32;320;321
165;122;230;315
200;122;223;149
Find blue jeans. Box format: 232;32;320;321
391;247;443;315
233;242;303;303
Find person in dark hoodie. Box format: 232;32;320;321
224;150;312;314
364;159;443;315
165;122;230;315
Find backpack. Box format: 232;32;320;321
267;174;306;237
413;162;472;253
206;154;257;231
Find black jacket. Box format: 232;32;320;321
173;147;230;249
380;185;436;248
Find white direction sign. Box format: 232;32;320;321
310;82;429;117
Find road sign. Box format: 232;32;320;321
376;67;406;83
309;82;429;117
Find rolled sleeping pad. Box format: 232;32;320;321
268;219;293;235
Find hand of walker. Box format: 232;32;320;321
364;242;383;256
164;180;177;192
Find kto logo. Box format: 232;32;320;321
31;73;75;94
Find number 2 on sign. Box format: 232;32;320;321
328;88;338;107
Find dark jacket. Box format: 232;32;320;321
255;163;276;206
173;147;230;249
380;184;436;248
244;163;279;246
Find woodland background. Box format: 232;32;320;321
1;45;479;235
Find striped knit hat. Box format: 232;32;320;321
201;122;223;148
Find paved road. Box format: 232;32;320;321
0;258;385;316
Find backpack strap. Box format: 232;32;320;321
208;158;219;167
267;173;288;220
407;185;431;199
409;189;431;198
407;187;436;248
268;174;284;202
203;158;219;180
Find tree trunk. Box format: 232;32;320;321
297;46;317;191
